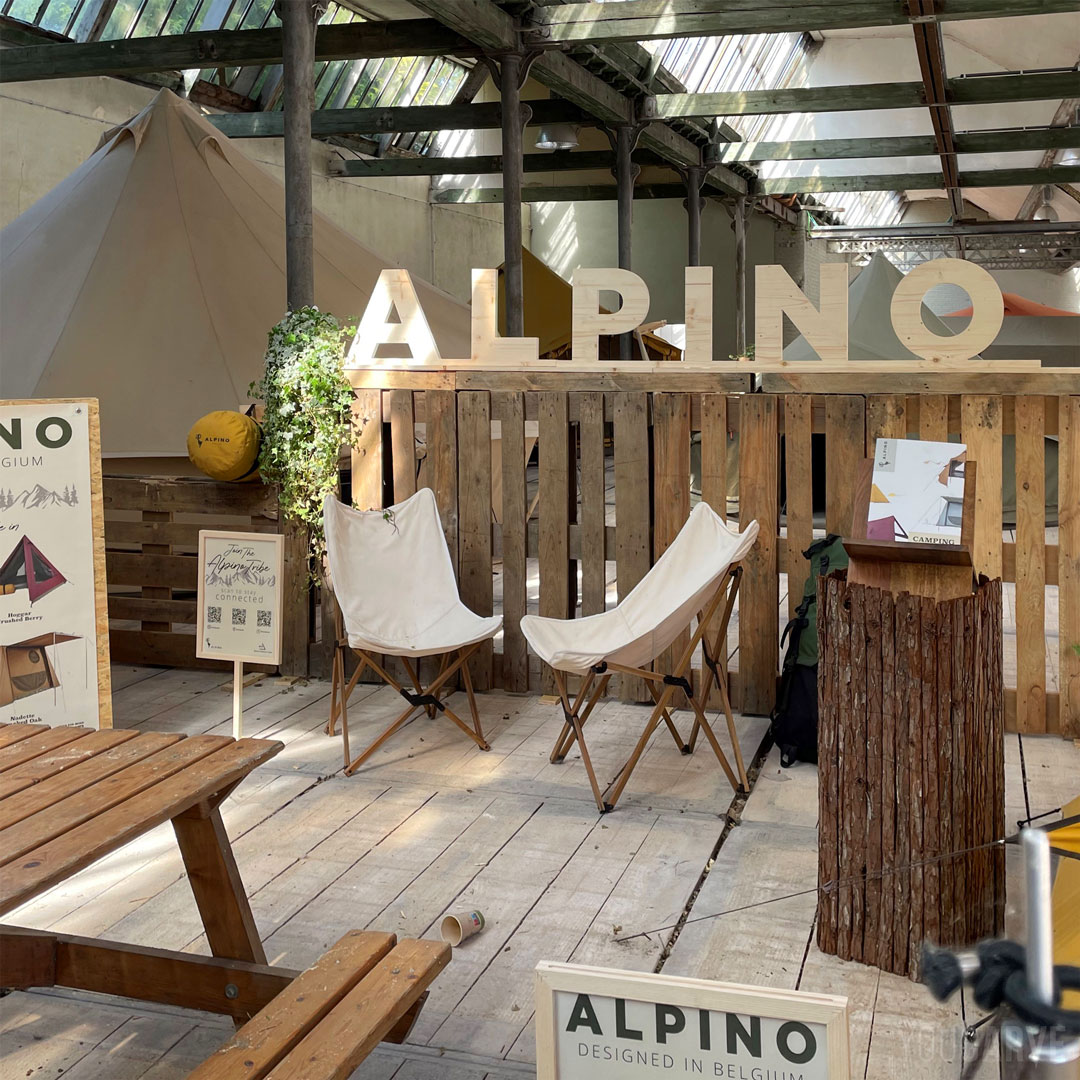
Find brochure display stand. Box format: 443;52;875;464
816;457;1005;980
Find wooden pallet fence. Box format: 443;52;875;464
104;476;308;674
344;385;1077;737
817;573;1005;980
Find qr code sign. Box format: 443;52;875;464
232;608;246;627
257;610;272;629
207;606;222;625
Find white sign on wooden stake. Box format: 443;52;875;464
535;963;850;1080
196;530;284;737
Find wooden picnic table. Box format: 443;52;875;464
0;721;292;1021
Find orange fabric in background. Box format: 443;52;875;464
946;292;1080;317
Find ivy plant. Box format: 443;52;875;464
250;307;358;577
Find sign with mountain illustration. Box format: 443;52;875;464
0;400;111;728
196;530;283;666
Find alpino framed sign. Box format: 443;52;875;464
0;399;111;729
535;962;850;1080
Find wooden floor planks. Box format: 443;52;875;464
3;664;1077;1080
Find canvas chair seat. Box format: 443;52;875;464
522;503;759;813
522;503;759;674
324;489;502;775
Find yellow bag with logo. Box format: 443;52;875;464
186;410;262;482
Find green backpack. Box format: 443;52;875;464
790;534;849;668
772;535;849;767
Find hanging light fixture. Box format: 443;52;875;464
1033;183;1059;222
535;123;579;151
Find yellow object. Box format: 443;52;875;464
186;411;262;482
870;483;889;503
1051;794;1080;1009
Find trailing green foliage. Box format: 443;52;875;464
250;307;357;576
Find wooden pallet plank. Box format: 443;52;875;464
918;394;950;441
960;395;1004;580
1061;396;1080;738
825;395;866;535
738;394;779;716
389;390;417;503
579;391;607;618
494;392;528;693
1014;396;1046;734
351;389;383;512
457;391;494;690
423;390;459;578
105;552;198;590
783;394;813;620
612;392;651;702
701;394;730;705
538;393;571;696
652;393;692;697
866;394;908;457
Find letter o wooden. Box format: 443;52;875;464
889;258;1003;362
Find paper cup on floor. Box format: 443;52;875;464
441;910;485;946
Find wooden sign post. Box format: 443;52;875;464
196;530;284;738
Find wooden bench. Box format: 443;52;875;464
187;929;450;1080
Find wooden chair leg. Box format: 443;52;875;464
344;701;419;775
551;670;609;763
459;649;485;743
646;680;691;754
572;714;607;814
601;685;675;811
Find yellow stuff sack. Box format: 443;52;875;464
186;411;262;482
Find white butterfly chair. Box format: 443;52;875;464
324;489;501;775
522;504;759;812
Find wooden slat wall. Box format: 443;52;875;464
701;394;731;704
739;395;779;716
652;394;692;701
495;392;528;692
103;477;301;673
613;392;651;702
538;393;572;696
1061;396;1080;738
579;392;607;619
341;389;1077;738
783;395;814;620
458;392;494;690
1014;397;1046;733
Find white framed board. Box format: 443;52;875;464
535;962;850;1080
196;530;284;666
1;398;112;729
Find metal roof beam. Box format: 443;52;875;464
760;164;1080;194
524;0;1080;46
0;17;475;82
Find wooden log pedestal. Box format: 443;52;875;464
816;457;1005;980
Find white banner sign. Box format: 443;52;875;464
536;964;850;1080
1;399;109;729
196;531;283;666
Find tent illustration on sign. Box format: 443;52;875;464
866;515;909;541
0;632;79;707
0;536;67;603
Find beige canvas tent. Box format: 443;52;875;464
0;89;471;459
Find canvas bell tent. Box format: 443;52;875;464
0;89;472;462
783;251;964;364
